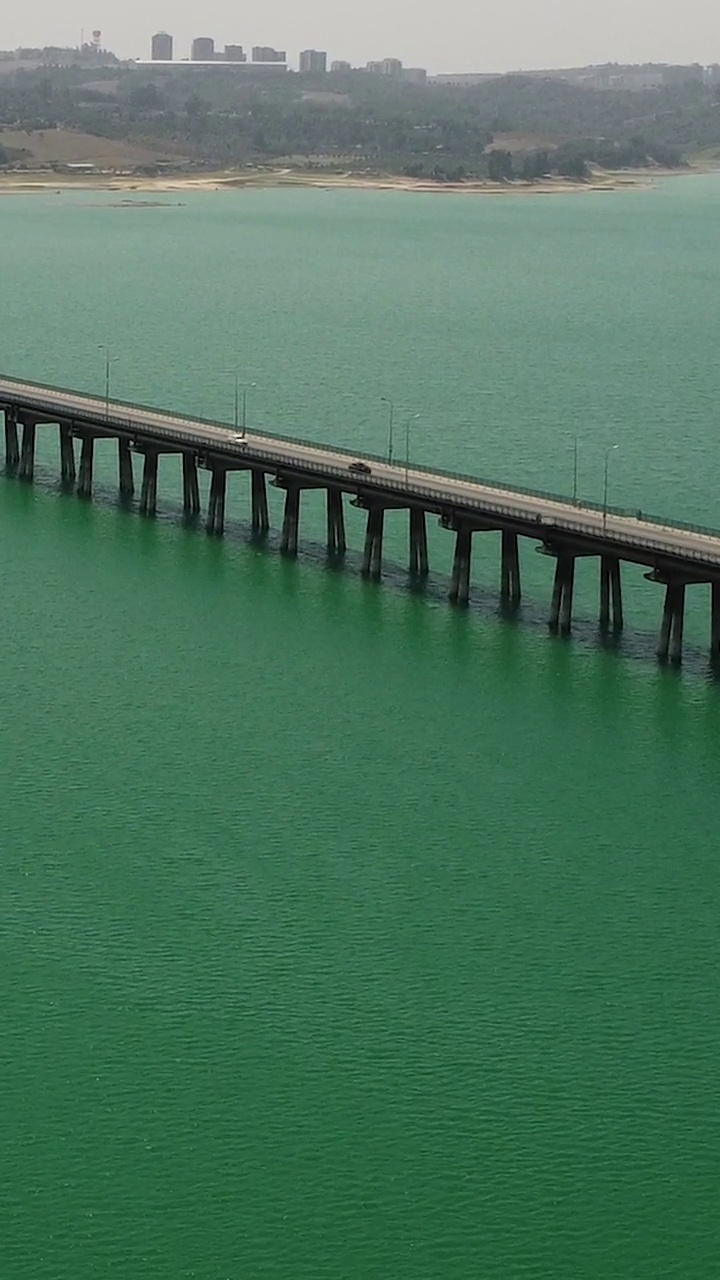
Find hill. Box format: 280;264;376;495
0;64;718;181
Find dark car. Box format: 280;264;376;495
348;461;372;476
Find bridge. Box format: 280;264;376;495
2;373;720;666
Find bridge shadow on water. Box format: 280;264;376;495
16;466;720;684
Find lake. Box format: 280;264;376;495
1;177;720;1279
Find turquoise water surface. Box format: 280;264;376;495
1;178;720;1279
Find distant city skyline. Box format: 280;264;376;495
2;0;720;74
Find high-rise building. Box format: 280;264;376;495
151;31;173;61
365;61;383;74
330;60;352;73
191;37;215;61
299;49;327;74
252;47;285;63
224;45;246;62
381;58;403;77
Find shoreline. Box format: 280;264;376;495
0;164;713;198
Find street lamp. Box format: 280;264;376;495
572;433;579;504
405;413;420;484
603;444;619;529
98;344;118;420
380;396;395;464
226;374;256;437
241;382;257;436
233;371;239;430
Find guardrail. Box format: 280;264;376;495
3;373;720;563
55;404;720;568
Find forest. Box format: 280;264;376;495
0;64;718;179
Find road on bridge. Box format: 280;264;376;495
3;375;720;571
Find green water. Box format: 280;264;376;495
2;179;720;1279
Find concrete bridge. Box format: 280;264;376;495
3;373;720;666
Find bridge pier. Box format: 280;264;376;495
206;466;227;537
139;449;159;517
18;419;36;483
409;507;429;577
449;525;472;606
118;439;134;501
657;581;686;665
59;425;76;488
280;484;301;555
182;452;200;518
500;530;521;606
711;583;720;664
362;506;385;580
599;555;623;633
251;469;269;535
326;487;346;557
549;552;576;635
4;407;19;474
77;434;95;500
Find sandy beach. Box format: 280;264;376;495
0;167;650;197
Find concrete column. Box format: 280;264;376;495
657;585;674;663
59;425;76;488
280;484;301;555
361;506;385;580
558;557;575;635
601;555;624;632
670;583;686;666
18;420;36;483
549;559;563;631
409;507;429;577
206;466;227;537
449;525;472;606
599;557;611;631
139;449;159;517
500;530;521;605
657;582;686;666
251;469;269;535
362;508;376;577
326;487;346;557
711;582;720;663
77;434;95;500
610;558;623;631
549;553;575;634
370;507;384;579
4;408;19;474
118;438;134;501
182;452;200;517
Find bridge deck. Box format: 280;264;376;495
2;375;720;575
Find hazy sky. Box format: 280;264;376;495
4;0;720;73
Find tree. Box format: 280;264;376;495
520;149;550;180
557;153;589;179
128;83;162;111
487;149;514;181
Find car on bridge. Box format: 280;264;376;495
348;460;371;476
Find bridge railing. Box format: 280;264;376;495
3;372;720;558
73;410;720;566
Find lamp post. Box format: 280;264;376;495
226;375;256;437
241;383;257;436
603;444;619;530
405;413;420;484
572;433;579;505
97;345;118;420
380;396;395;464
